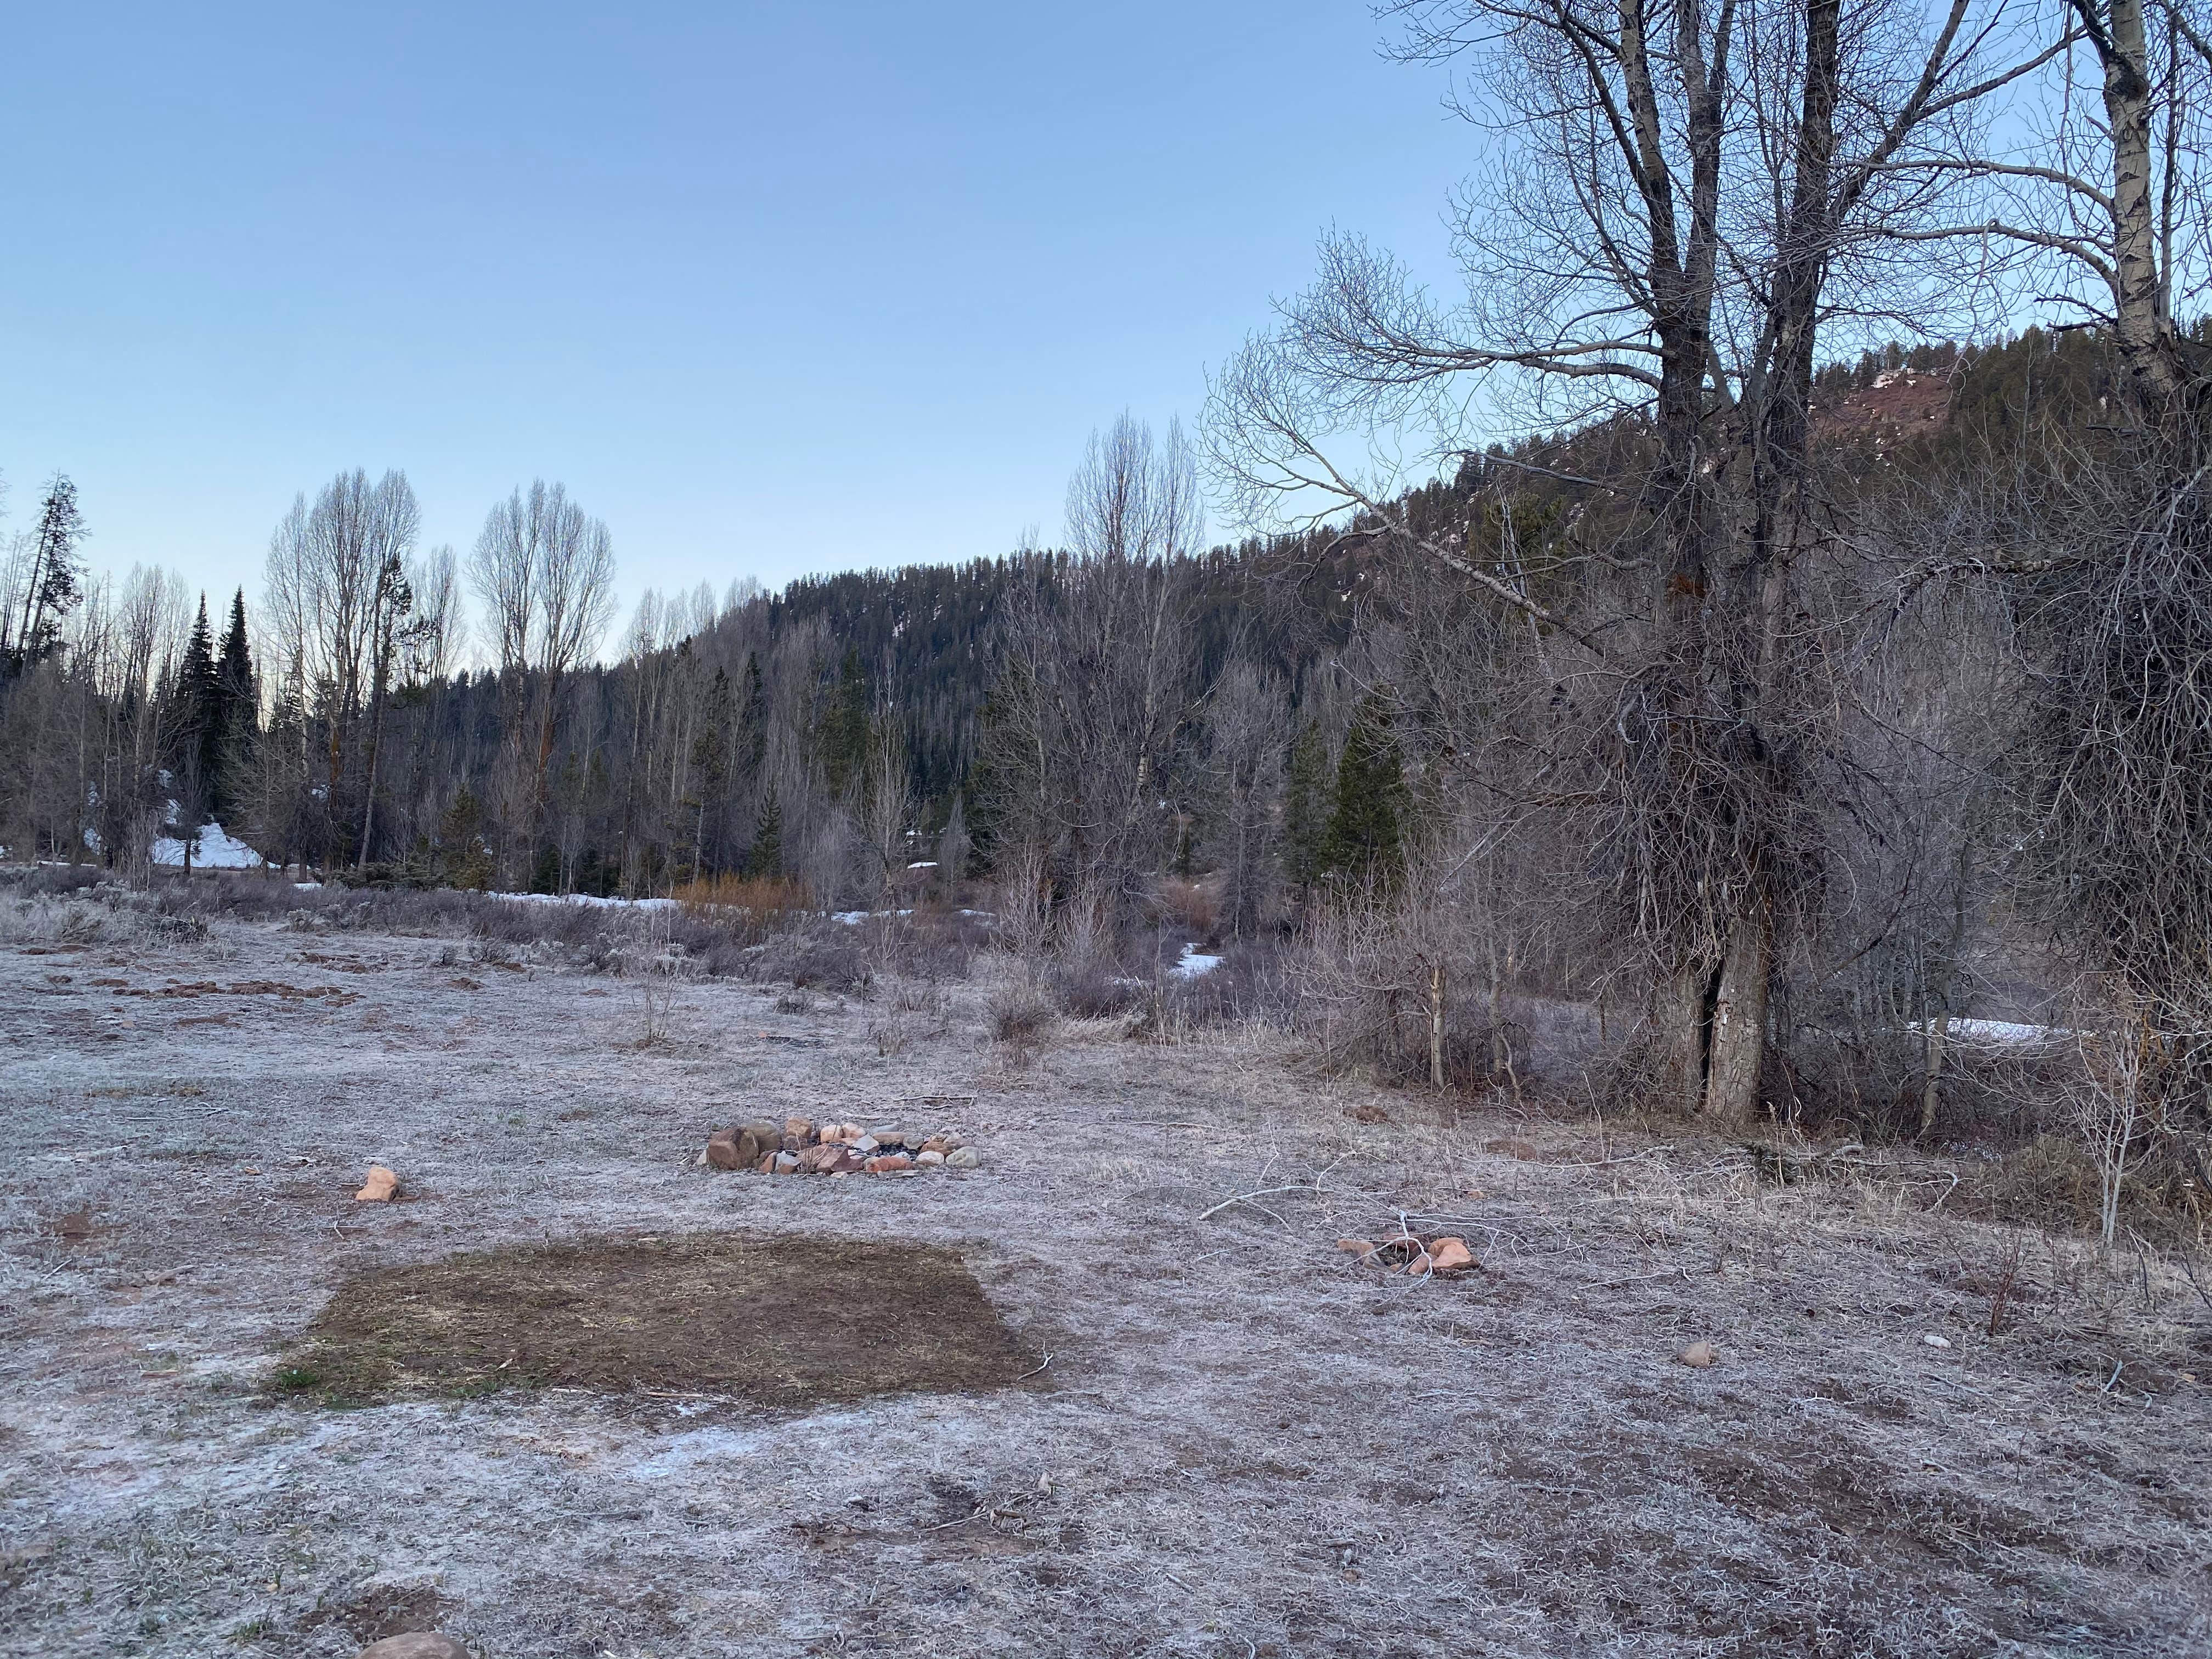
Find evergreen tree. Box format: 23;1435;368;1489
437;789;494;889
687;665;735;874
213;589;257;820
821;647;870;798
1319;689;1407;886
748;786;784;879
7;474;87;675
1282;718;1330;889
170;596;224;841
738;651;768;780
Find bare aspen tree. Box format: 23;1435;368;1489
469;480;616;881
984;416;1202;919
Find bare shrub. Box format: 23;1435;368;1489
988;985;1056;1048
1154;877;1218;939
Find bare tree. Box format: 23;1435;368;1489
983;416;1201;919
1207;0;2037;1124
469;481;616;883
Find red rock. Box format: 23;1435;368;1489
919;1135;950;1155
865;1154;913;1173
1403;1251;1432;1275
1426;1238;1475;1271
831;1148;866;1173
798;1143;843;1173
755;1153;776;1173
786;1116;815;1143
705;1129;746;1171
357;1635;471;1659
354;1166;397;1203
1335;1239;1376;1255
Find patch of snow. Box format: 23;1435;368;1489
489;891;678;910
907;861;938;870
1171;943;1223;980
1909;1017;2070;1048
833;909;915;925
294;882;323;890
151;823;265;869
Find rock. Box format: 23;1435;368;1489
841;1121;867;1142
704;1129;746;1171
870;1127;909;1149
741;1121;783;1158
853;1135;879;1154
798;1143;844;1173
915;1150;945;1168
1335;1238;1376;1255
831;1148;867;1173
755;1153;776;1174
818;1124;847;1145
1922;1333;1953;1349
770;1152;800;1175
786;1116;815;1144
356;1636;471;1659
780;1133;806;1154
1426;1238;1475;1271
865;1154;912;1174
945;1147;980;1170
919;1135;950;1155
354;1166;398;1203
1404;1251;1432;1275
1678;1341;1718;1368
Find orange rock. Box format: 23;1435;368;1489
1335;1238;1376;1255
705;1128;745;1170
1404;1251;1432;1275
755;1152;776;1173
1678;1341;1718;1368
786;1116;815;1143
354;1166;397;1203
865;1154;913;1173
797;1143;843;1173
919;1135;950;1155
1427;1238;1475;1271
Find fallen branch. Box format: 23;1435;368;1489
1200;1156;1347;1223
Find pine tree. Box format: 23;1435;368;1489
169;597;224;849
748;787;784;879
1283;718;1330;889
213;589;257;820
7;474;87;675
821;648;870;798
1320;689;1407;886
738;651;768;780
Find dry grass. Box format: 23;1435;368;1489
1;921;2208;1658
269;1232;1040;1410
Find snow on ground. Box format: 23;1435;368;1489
1171;942;1223;978
1910;1017;2074;1048
489;891;677;910
149;822;264;870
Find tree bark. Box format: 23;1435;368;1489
1703;898;1771;1126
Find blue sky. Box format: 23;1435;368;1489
0;3;1473;620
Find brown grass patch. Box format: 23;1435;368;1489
269;1232;1040;1412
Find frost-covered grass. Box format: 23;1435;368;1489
1;920;2207;1657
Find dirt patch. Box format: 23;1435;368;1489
302;1581;454;1644
270;1232;1041;1410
